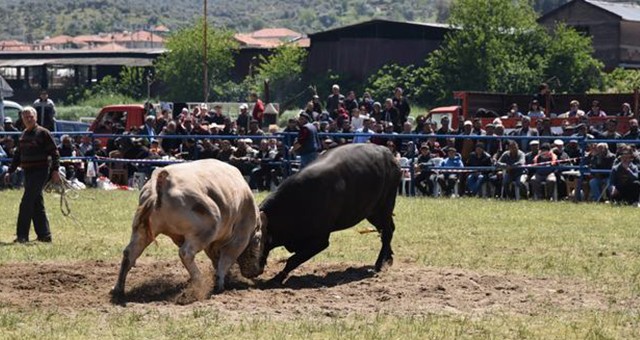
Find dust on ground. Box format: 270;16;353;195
0;258;619;319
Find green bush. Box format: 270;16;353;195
55;106;99;121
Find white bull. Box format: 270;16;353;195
111;159;263;297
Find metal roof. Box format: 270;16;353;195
0;57;153;67
586;0;640;22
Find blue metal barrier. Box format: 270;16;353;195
1;130;636;200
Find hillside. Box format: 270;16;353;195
0;0;638;42
0;0;553;41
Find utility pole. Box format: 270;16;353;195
203;0;209;103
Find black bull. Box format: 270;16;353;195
258;143;402;284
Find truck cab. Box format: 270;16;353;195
430;90;639;134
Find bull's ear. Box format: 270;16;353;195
259;211;268;230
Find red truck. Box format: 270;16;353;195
89;104;147;144
429;90;640;133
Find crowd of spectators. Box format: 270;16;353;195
1;84;639;204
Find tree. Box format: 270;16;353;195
248;44;308;103
543;24;603;93
118;66;150;99
425;0;546;100
155;18;238;102
421;0;603;105
601;68;640;93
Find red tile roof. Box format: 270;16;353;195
234;28;307;49
40;35;74;45
251;28;302;39
0;40;32;51
112;31;164;43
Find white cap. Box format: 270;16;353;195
463;120;472;126
4;117;12;123
554;139;564;146
239;103;248;110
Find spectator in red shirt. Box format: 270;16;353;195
250;92;265;127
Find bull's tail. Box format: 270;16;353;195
155;169;170;209
133;197;156;242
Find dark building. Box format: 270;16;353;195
307;19;452;81
538;0;640;70
0;49;160;102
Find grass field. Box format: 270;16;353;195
0;189;639;339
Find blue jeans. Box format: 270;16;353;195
589;177;608;202
466;173;485;195
299;152;318;170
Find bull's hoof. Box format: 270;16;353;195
374;257;393;272
212;285;225;295
263;275;286;288
176;291;198;305
109;287;127;306
110;287;124;297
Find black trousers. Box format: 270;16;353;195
16;167;51;240
613;181;640;204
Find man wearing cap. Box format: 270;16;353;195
326;85;344;116
32;90;56;132
293;111;320;169
456;120;475;164
204;104;227;126
3;117;19;144
551;139;571;198
437;147;464;197
236;103;250;133
513;116;539;152
562;100;585;118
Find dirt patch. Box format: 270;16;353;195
0;259;615;318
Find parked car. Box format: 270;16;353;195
2;100;23;123
3;100;91;133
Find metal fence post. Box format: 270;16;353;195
576;136;588;202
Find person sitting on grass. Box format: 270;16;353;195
609;145;640;205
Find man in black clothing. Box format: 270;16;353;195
610;146;640;204
392;87;410;133
326;84;344;115
32;90;56;132
344;91;359;114
4;107;60;243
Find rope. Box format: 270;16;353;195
44;175;80;218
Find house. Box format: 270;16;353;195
307;19;452;81
234;28;309;49
538;0;640;70
40;35;75;50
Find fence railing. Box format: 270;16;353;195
0;130;634;200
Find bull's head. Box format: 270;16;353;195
237;211;269;278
